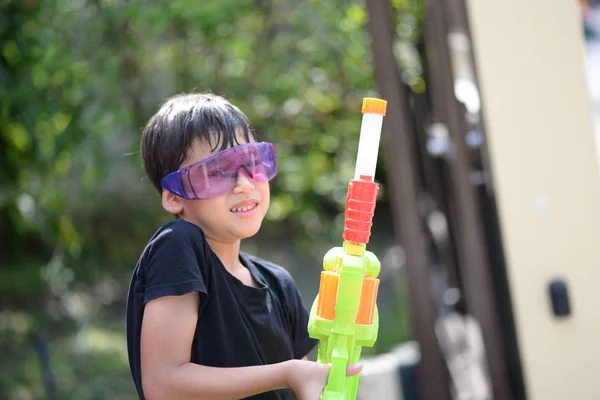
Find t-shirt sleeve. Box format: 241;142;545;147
285;280;318;359
142;224;208;305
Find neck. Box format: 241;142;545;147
206;236;243;272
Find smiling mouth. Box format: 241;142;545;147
230;202;259;213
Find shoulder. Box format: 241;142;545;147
151;218;205;243
132;219;210;305
145;219;206;252
137;219;209;271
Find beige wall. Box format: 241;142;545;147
464;1;600;399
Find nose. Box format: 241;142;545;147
232;167;255;194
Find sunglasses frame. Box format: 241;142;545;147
160;141;277;200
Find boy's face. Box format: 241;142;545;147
162;135;270;243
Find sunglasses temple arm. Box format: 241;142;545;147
161;173;185;198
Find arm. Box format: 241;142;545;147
141;292;285;400
140;292;356;400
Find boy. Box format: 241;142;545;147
126;93;361;400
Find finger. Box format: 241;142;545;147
346;363;364;376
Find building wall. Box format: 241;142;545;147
464;1;600;399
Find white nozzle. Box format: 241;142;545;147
354;113;384;181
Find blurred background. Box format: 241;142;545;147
1;0;599;399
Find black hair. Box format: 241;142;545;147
141;93;256;194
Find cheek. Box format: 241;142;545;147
183;198;226;219
259;183;270;206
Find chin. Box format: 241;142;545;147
237;217;265;238
239;224;262;239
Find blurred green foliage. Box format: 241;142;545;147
0;0;423;398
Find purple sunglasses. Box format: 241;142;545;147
161;142;278;200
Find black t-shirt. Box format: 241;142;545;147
126;219;317;400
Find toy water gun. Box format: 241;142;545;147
308;97;387;400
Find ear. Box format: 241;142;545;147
162;190;184;216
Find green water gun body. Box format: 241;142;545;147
308;98;388;400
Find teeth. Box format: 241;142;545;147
231;204;256;212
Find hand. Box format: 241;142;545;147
284;359;363;400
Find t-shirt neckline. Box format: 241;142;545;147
217;251;269;301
